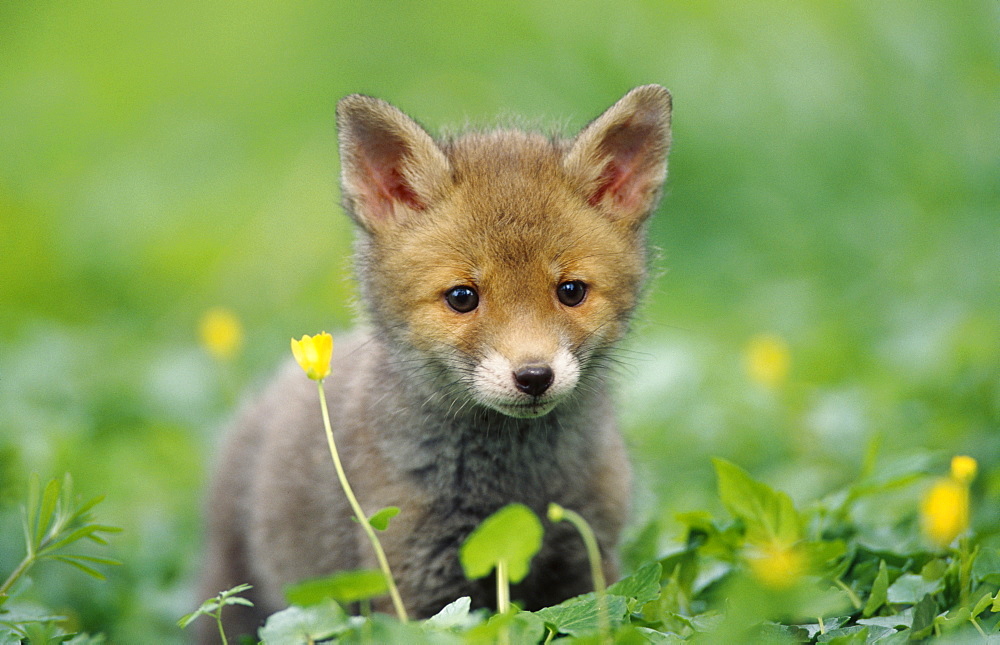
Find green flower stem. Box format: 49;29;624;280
316;381;409;623
497;558;511;645
214;605;229;645
549;504;609;643
833;578;863;610
496;558;510;614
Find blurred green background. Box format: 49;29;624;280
1;1;997;640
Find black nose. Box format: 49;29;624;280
513;365;554;397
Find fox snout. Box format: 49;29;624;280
513;364;554;397
471;347;581;419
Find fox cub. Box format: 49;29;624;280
200;85;672;640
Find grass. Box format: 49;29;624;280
0;0;996;641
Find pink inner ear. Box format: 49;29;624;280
589;158;631;207
588;153;648;213
359;156;426;217
586;116;660;215
375;164;425;211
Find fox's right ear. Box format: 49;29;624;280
336;95;451;232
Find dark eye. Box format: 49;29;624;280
557;280;587;307
445;286;479;313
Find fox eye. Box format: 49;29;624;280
445;286;479;313
557;280;587;307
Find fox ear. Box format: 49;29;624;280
564;85;672;227
336;95;451;231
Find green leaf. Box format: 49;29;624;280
41;525;110;555
933;606;970;633
464;609;545;644
459;504;543;584
35;478;61;546
607;561;662;606
863;560;889;618
713;458;802;546
971;589;994;616
50;556;106;580
909;594;937;639
424;596;476;630
284;569;387;606
24;473;40;547
816;625;868;643
886;574;942;604
856;607;913;630
66;495;105;525
534;592;628;637
972;547;1000;585
257;600;348;644
178;584;254;629
367;506;400;531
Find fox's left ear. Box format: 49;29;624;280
564;85;672;228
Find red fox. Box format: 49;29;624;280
199;85;672;640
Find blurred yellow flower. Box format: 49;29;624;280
950;455;977;485
747;542;804;589
745;334;790;388
199;307;244;360
920;477;969;548
291;332;333;381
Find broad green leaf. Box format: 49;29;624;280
863;560;888;618
886;574;942;604
908;594;937;639
635;626;687;643
284;569;387;606
424;596;475;630
798;616;849;638
816;625;868;644
713;459;802;546
534;592;628;637
919;558;948;581
459;504;543;584
688;610;725;633
970;589;994;616
607;561;662;606
972;547;1000;585
367;506;400;531
257;600;348;644
757;622;811;642
933;606;970;633
464;610;545;644
345;613;433;643
857;607;913;630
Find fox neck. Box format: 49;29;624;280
368;332;612;491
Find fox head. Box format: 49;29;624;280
336;86;671;419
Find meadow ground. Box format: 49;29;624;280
0;2;996;641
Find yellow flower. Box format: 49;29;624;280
291;332;333;381
745;334;790;388
950;456;977;485
747;542;805;589
920;477;969;548
199;308;244;360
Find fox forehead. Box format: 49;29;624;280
377;162;644;299
394;130;642;270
